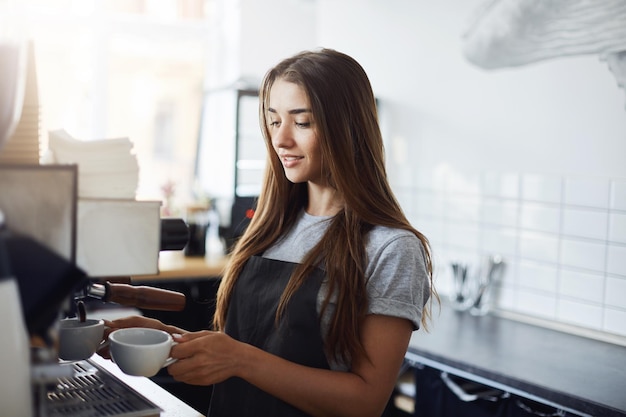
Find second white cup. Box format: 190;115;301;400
108;328;177;377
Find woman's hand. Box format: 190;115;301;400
166;315;412;417
104;315;166;332
167;330;241;386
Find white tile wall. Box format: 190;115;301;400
607;244;626;276
560;238;606;272
411;170;626;339
446;221;480;250
522;174;562;204
519;231;560;263
482;226;517;257
481;199;518;228
557;298;603;330
518;261;558;293
559;269;605;303
610;179;626;211
564;178;611;208
605;277;626;309
561;208;608;241
520;203;560;234
447;195;481;223
604;308;626;335
609;213;626;244
516;290;557;319
483;171;520;199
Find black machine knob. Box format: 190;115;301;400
160;218;189;251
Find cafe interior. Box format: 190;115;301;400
1;0;626;416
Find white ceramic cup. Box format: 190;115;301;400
108;328;177;377
58;318;105;361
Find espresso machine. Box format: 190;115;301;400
0;165;190;417
0;30;193;415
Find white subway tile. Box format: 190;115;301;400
610;179;626;211
603;308;626;337
518;261;558;293
605;276;626;309
562;208;608;241
482;172;501;197
494;286;516;311
482;172;519;199
447;170;481;196
427;165;449;191
557;299;603;330
481;199;519;228
519;231;560;264
564;177;611;209
520;203;560;234
446;222;480;251
444;248;479;266
560;238;606;272
396;190;413;214
415;218;443;246
558;269;605;304
515;290;557;320
482;226;518;257
415;191;445;218
608;212;626;244
522;174;562;204
447;196;481;222
607;244;626;277
434;266;454;298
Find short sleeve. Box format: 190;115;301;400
365;231;430;330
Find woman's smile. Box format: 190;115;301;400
280;153;305;168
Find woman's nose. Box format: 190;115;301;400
272;124;293;148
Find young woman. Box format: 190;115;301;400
105;48;435;417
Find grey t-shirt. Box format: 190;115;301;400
263;210;430;370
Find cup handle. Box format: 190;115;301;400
163;357;178;367
163;341;178;367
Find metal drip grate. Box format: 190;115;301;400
40;360;161;417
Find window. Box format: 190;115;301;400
21;0;210;212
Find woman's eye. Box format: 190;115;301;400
295;122;311;128
269;120;280;127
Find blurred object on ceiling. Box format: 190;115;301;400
462;0;626;107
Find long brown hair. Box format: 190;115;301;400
214;48;435;363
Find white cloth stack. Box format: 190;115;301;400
46;129;139;199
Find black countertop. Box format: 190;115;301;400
406;303;626;417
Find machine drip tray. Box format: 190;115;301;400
38;359;162;417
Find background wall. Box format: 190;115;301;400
215;0;626;342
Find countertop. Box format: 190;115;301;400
407;303;626;417
91;355;204;417
132;251;228;282
131;253;626;416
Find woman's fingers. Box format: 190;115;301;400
167;331;238;386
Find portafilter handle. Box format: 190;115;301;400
86;281;186;311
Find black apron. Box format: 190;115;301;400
208;256;331;417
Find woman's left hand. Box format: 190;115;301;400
167;330;241;386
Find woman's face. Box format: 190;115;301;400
267;78;323;185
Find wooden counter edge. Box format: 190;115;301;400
132;252;228;282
